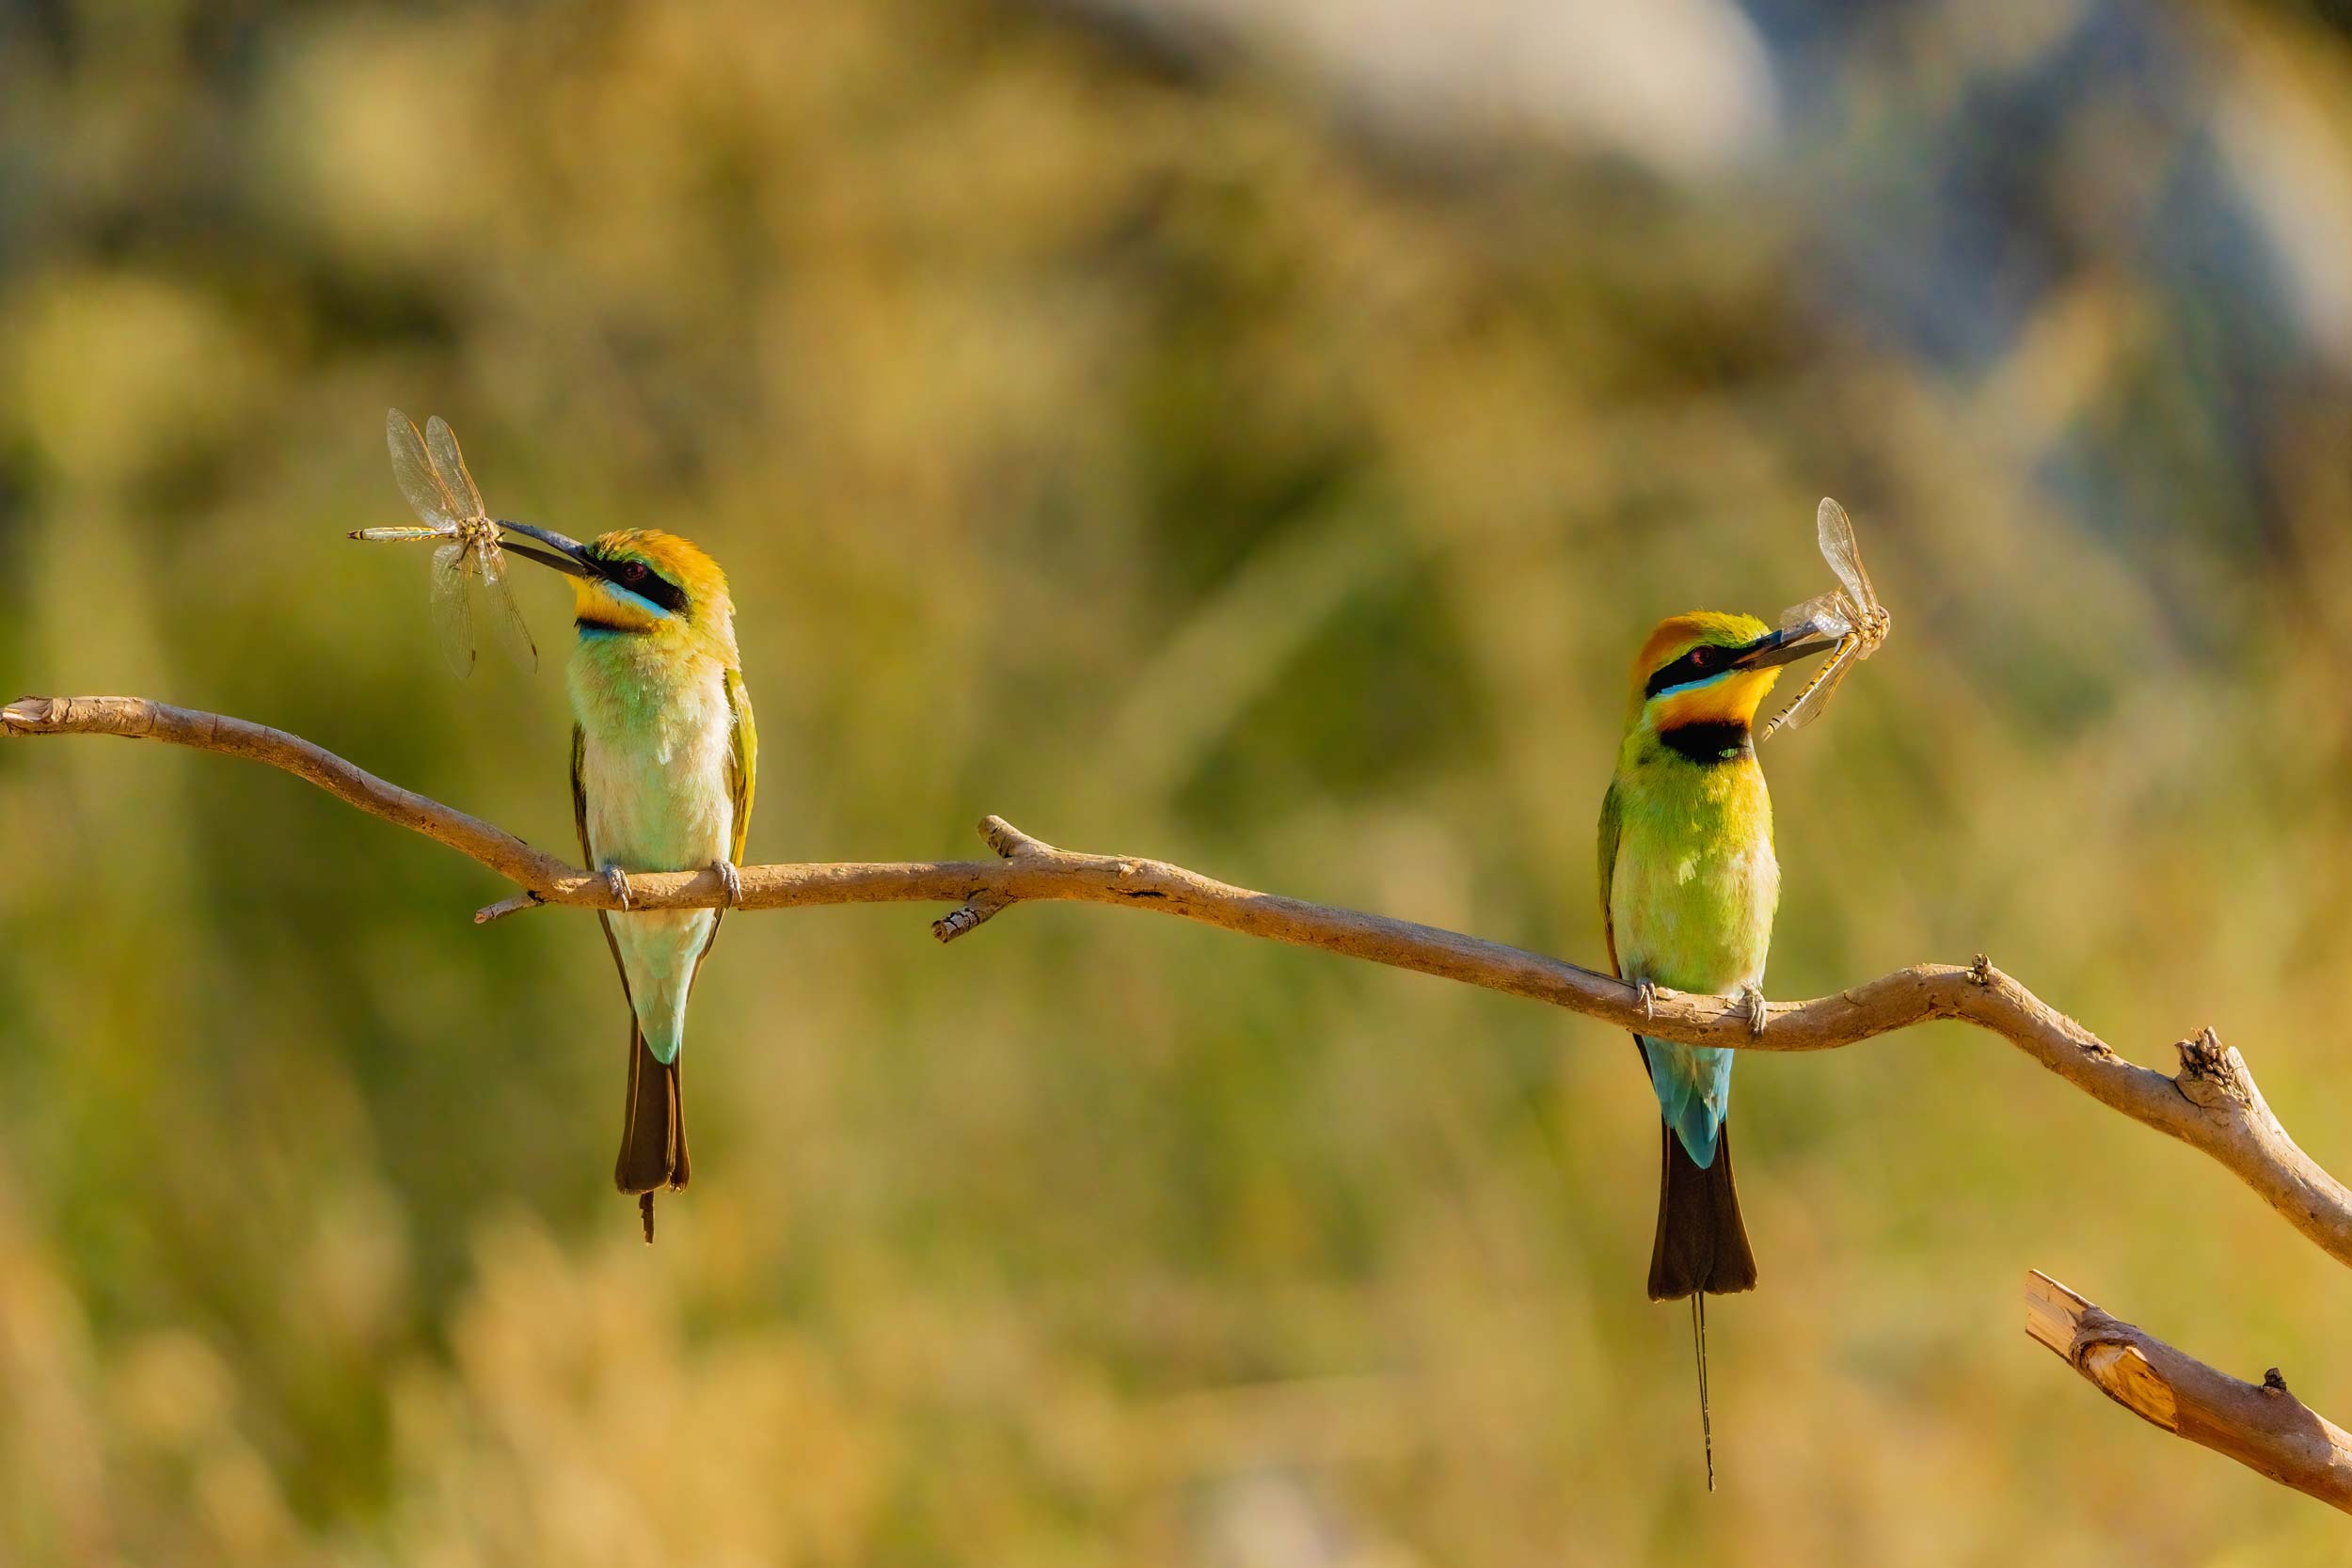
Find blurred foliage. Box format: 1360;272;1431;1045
6;0;2352;1561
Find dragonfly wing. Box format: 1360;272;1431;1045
476;539;539;673
1779;589;1854;640
425;416;486;522
389;409;458;529
432;540;478;678
1816;497;1878;612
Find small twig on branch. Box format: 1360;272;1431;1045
8;693;2352;1270
2025;1270;2352;1512
475;890;545;925
932;889;1013;943
931;815;1043;942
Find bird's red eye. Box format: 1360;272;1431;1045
1690;646;1718;669
622;562;647;584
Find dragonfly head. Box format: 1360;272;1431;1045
1626;611;1837;738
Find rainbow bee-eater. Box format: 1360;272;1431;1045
501;523;755;1242
1597;610;1832;1479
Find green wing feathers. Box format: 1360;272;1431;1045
1597;779;1623;981
725;665;756;867
570;724;594;871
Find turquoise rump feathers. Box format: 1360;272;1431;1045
1649;1037;1737;1171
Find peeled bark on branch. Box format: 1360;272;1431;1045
2025;1270;2352;1512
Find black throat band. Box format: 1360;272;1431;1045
1659;721;1753;764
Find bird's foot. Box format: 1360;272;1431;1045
602;865;634;911
713;858;742;908
1737;983;1769;1038
1634;978;1658;1022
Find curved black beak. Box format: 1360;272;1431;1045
496;521;595;578
1729;620;1838;672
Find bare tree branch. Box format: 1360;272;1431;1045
8;693;2351;1270
2025;1270;2352;1512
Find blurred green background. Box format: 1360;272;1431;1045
8;0;2352;1560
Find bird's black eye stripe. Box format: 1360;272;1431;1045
1644;644;1729;698
585;553;689;613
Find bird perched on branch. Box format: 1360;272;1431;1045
1597;610;1832;1484
499;523;755;1242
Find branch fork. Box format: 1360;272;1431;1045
931;816;1051;943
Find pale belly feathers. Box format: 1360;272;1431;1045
570;642;738;1064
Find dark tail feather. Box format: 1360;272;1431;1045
1647;1120;1756;1300
615;1022;690;1225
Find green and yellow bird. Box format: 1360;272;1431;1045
501;523;755;1241
1597;610;1831;1470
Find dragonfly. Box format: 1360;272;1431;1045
1760;497;1890;739
353;409;538;677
